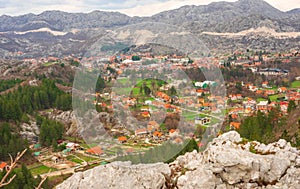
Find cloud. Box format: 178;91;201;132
0;0;299;16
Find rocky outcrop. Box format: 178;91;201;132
56;162;170;189
43;110;78;136
56;131;300;189
20;121;39;142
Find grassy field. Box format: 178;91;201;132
66;155;84;164
29;165;55;176
74;153;99;162
291;81;300;88
269;94;285;102
43;61;59;67
182;110;198;121
256;98;267;102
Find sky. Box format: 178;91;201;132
0;0;299;17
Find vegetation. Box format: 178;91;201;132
115;139;199;164
238;108;285;144
291;80;300;88
0;123;28;161
0;79;72;121
132;55;141;61
0;163;50;189
0;79;23;92
38;117;64;147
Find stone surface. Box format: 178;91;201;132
56;162;170;189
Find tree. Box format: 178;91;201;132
235;82;242;93
144;86;151;96
288;100;296;113
132;56;141;61
169;86;177;96
0;149;27;188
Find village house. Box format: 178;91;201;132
278;87;288;93
153;131;163;139
195;117;211;125
258;68;289;76
280;101;289;113
51;155;62;164
262;81;270;88
264;90;276;96
86;146;103;156
118;136;127;143
257;101;269;113
229;94;243;101
135;128;149;136
66;142;80;151
286;91;300;105
0;162;8;172
230;122;241;130
147;121;160;132
169;129;180;138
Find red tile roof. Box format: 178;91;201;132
0;162;7;169
86;146;103;155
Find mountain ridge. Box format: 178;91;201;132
0;0;299;58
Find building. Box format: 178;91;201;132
86;146;103;156
195;117;211;125
135;128;148;136
257;101;269;113
118;136;127;143
230;122;241;130
0;162;8;172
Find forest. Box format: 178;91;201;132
0;79;72;122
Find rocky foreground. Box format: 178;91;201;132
56;131;300;189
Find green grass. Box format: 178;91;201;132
66;155;84;164
74;153;99;162
291;81;300;88
269;94;278;102
256;98;267;102
29;165;55;176
182;111;198;121
43;61;59;67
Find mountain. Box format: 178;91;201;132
287;8;300;14
57;131;300;189
0;0;299;58
149;0;298;33
0;10;132;32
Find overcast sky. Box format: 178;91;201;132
0;0;299;17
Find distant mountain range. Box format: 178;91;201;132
0;0;299;58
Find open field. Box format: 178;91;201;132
291;81;300;88
29;165;56;176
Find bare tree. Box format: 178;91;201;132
35;170;51;189
0;149;27;188
0;149;49;189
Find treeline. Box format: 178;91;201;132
0;78;23;92
37;116;64;147
0;164;50;189
0;123;27;160
115;139;198;164
237;108;285;144
0;79;72;121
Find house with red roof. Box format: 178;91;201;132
0;162;8;172
86;146;103;156
278;87;288;93
230;122;241;130
118;136;127;143
135;128;148;136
